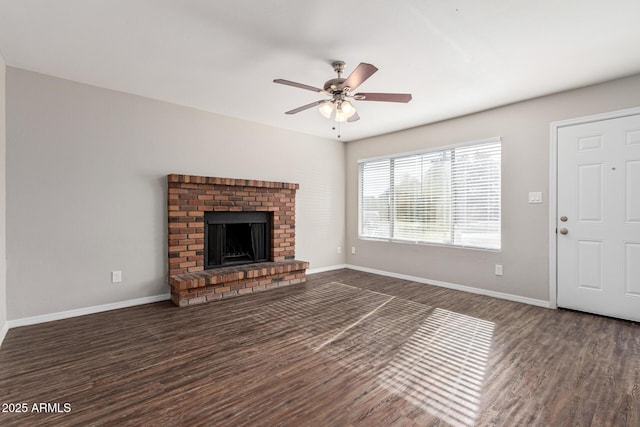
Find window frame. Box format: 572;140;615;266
357;137;502;252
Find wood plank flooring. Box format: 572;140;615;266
0;269;638;426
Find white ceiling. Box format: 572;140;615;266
1;0;640;142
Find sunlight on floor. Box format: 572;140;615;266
378;307;495;427
314;296;395;351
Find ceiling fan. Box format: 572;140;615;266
273;61;412;123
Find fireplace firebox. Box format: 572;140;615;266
204;211;271;269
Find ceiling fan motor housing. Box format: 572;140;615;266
324;78;346;93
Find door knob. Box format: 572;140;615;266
559;228;568;235
560;216;568;222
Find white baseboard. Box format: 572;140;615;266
2;264;550;332
345;264;551;308
4;265;349;330
0;322;8;348
7;294;171;329
306;264;348;275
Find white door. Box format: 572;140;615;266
557;113;640;322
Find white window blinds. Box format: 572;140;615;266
359;139;501;250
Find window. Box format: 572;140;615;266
359;138;501;250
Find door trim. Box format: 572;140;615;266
549;106;640;309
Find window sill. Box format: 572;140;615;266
358;235;501;253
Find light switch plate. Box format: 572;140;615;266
528;192;543;204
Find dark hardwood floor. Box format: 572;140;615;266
0;269;638;426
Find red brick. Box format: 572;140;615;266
230;282;245;291
168;188;188;194
166;174;308;306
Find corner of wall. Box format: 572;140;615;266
0;52;7;347
342;139;348;266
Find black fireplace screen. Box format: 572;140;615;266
204;211;271;269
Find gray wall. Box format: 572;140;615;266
0;54;6;338
7;65;640;321
346;73;640;302
6;68;346;320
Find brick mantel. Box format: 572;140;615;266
167;174;308;306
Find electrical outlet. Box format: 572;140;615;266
111;270;122;283
351;246;356;255
337;246;341;254
495;264;503;276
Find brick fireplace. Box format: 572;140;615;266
167;174;309;306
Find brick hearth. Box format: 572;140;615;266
167;174;308;306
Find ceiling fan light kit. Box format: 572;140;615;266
319;100;334;118
321;99;356;122
274;61;412;124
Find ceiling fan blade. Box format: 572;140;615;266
347;112;360;123
341;63;378;91
356;92;412;103
285;100;326;115
273;79;324;93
